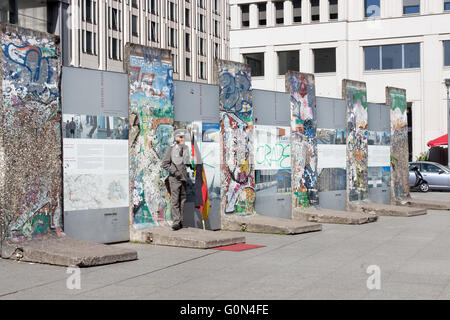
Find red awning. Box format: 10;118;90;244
427;134;448;147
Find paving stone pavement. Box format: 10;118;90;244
1;192;449;300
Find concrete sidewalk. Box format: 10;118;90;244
0;192;449;300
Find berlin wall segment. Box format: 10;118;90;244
0;23;63;245
387;87;411;203
285;71;318;215
343;79;369;210
216;60;256;218
125;44;174;235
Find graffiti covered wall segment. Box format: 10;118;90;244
0;23;62;240
217;60;255;216
126;44;174;229
343;80;369;205
387;87;410;202
285;72;318;211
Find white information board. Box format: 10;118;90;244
63;139;129;211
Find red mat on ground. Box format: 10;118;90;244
211;243;265;251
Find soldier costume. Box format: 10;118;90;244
162;129;192;230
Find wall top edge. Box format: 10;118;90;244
0;22;60;44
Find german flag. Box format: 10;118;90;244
191;133;210;222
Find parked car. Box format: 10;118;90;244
409;161;450;192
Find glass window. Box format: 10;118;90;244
86;31;92;54
132;15;138;36
241;4;249;27
150;0;157;14
313;48;336;73
403;0;420;14
445;1;450;11
258;3;266;26
278;51;299;75
382;44;402;70
275;1;283;24
311;0;320;21
404;43;420;68
365;43;421;71
185;33;190;52
185;8;190;27
86;0;92;22
244;53;265;76
293;0;302;23
132;0;138;9
444;41;450;66
329;0;338;20
364;46;380;71
365;0;380;17
421;163;441;173
186;57;191;77
112;37;118;60
409;163;418;171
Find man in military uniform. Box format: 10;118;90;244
162;129;192;230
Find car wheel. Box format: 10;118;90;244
419;182;429;193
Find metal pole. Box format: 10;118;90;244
446;79;450;168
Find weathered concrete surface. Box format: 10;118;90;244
1;234;137;267
294;208;378;225
352;203;427;217
221;215;322;234
131;227;246;249
395;199;450;211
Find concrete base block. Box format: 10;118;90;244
1;233;137;267
130;227;246;249
350;202;427;217
294;207;378;224
221;215;322;234
394;199;450;211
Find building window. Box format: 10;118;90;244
365;0;380;18
132;15;138;37
214;20;219;37
243;53;264;77
132;0;138;9
445;0;450;10
278;51;299;75
275;1;284;24
169;2;176;22
214;0;220;14
214;43;220;59
313;48;336;73
199;61;206;79
199;14;205;32
111;37;119;60
85;31;93;54
403;0;420;15
185;33;190;51
168;27;176;47
240;4;249;27
329;0;338;20
85;0;92;22
444;41;450;66
109;7;119;30
364;43;420;71
185;8;190;27
150;0;158;14
186;57;191;77
258;3;266;26
199;0;205;9
311;0;320;21
293;0;302;23
199;37;205;55
150;21;158;42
